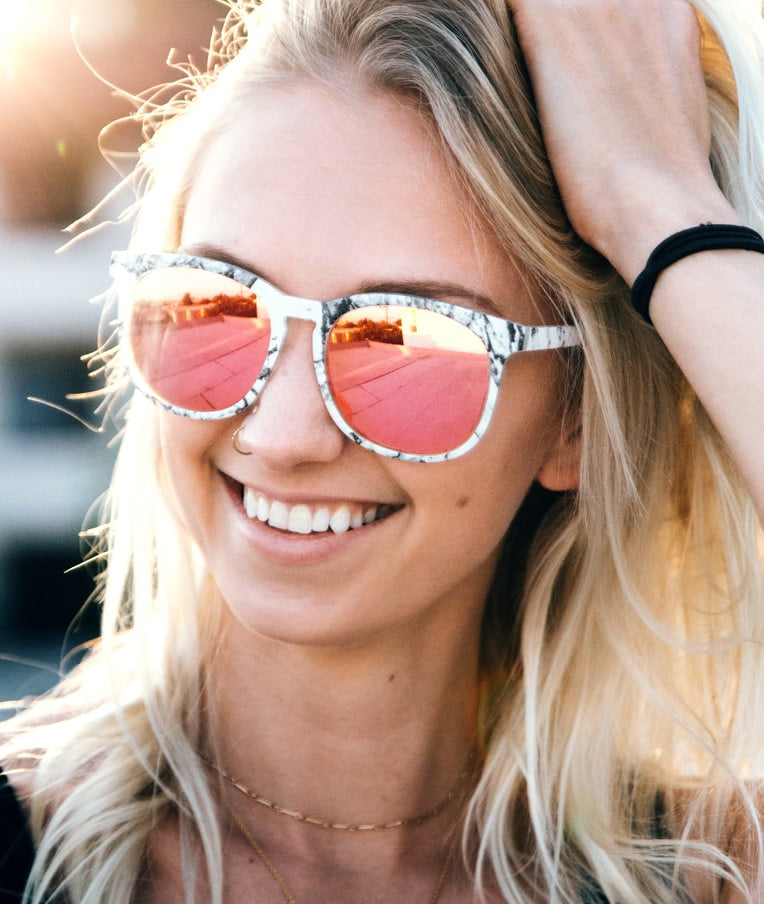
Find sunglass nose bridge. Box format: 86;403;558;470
257;284;324;324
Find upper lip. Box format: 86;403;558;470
222;472;401;509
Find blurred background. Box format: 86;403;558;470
0;0;224;702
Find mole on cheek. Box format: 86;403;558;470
455;495;470;509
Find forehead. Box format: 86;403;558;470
180;79;541;320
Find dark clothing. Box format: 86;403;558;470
0;769;34;902
0;765;670;904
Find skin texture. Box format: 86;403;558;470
146;81;577;902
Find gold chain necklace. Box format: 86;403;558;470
202;750;475;832
227;803;461;904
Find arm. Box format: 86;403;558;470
508;0;764;520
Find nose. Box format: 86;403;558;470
231;319;346;469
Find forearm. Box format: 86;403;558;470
649;246;764;521
603;186;764;522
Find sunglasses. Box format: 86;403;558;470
110;251;580;462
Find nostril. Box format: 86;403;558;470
228;365;347;468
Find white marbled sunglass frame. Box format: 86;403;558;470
110;250;580;463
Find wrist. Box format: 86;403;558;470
631;224;764;324
588;173;740;284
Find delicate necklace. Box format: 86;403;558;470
202;749;476;832
226;803;461;904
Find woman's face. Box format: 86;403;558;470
160;79;577;650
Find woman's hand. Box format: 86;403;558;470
508;0;735;282
508;0;764;521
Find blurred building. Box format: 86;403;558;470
0;0;221;697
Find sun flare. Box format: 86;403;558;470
1;0;136;73
0;0;45;62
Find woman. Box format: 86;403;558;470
1;0;763;901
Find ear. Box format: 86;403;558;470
535;423;581;492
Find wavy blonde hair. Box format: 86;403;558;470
2;1;763;902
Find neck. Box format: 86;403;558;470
205;605;482;839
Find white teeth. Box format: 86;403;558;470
256;495;269;522
244;488;258;519
268;500;290;530
241;489;389;535
329;504;352;535
287;504;313;534
312;507;330;532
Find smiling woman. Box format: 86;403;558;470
1;1;763;903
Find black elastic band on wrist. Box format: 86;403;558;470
631;223;764;324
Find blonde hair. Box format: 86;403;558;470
2;1;763;901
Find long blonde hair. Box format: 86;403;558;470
2;1;763;902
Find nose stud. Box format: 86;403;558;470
232;424;252;456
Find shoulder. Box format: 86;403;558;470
136;815;192;904
716;784;764;904
670;782;763;904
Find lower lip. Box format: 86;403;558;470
221;476;396;565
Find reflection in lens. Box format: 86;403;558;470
128;267;270;412
326;305;489;454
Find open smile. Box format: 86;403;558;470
224;476;402;536
244;490;399;535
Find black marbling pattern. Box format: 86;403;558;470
110;251;580;461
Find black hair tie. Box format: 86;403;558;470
631;223;764;324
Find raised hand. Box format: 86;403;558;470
509;0;764;519
508;0;737;282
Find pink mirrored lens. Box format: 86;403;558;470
326;305;490;454
128;267;270;412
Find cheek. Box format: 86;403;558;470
157;414;223;535
441;460;533;552
396;441;541;575
436;359;564;532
